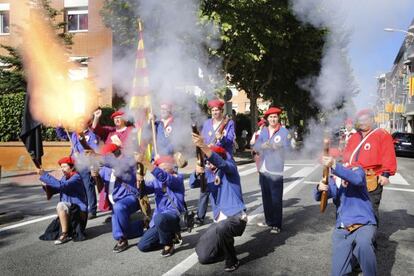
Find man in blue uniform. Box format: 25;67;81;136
92;143;144;253
191;133;246;272
137;155;185;257
315;156;377;276
56;116;99;219
38;157;88;244
195;99;236;226
253;107;291;233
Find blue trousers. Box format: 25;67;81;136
137;212;180;252
259;173;283;228
79;169;97;215
332;225;377;276
197;190;211;220
112;195;143;241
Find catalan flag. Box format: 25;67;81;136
129;19;154;160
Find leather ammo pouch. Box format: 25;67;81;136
365;169;378;192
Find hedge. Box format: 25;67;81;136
0;92;116;142
0;92;25;142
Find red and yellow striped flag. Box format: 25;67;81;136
129;19;153;160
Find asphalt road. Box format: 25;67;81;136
0;157;413;276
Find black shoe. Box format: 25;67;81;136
161;245;175;257
224;260;240;272
113;239;128;253
104;216;112;224
194;217;204;227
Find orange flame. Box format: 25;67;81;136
17;1;98;131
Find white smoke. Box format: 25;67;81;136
91;0;222;169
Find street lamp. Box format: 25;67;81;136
384;26;414;37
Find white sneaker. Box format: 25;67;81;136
257;222;268;227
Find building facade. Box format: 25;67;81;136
376;20;414;133
0;0;113;106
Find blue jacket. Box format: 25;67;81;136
201;119;235;156
254;126;290;174
40;172;88;212
154;119;175;156
99;156;139;203
142;167;185;228
314;164;377;228
201;152;245;220
56;128;99;155
189;167;217;210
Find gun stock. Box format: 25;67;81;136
320;138;330;213
192;124;207;193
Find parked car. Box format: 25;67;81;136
392;132;414;157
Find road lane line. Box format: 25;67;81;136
384;187;414;192
389;173;410;186
0;214;57;233
163;252;199;276
290;167;316;178
163;164;320;276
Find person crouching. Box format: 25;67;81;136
192;133;247;273
137;155;185;257
38;157;88;244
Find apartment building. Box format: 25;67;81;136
0;0;113;105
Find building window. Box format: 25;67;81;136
0;3;10;35
0;11;9;34
67;10;88;32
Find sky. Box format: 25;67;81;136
341;1;414;109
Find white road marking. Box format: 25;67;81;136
285;163;316;166
163;164;320;276
239;167;258;176
384;187;414;192
290;167;316;178
389;173;410;186
163;252;199;276
0;214;57;233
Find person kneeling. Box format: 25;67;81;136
315;156;377;276
192;133;247;273
93;143;144;253
38;157;88;245
137;156;185;257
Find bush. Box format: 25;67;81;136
0;92;25;141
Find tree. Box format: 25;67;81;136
201;0;326;133
0;45;26;95
0;0;73;94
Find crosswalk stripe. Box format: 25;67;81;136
290;167;316;178
389;173;410;186
384;187;414;192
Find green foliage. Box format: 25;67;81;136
101;0;139;49
0;45;26;95
201;0;326;130
0;93;25;141
100;106;116;126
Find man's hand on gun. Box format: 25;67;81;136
317;180;329;192
322;156;336;169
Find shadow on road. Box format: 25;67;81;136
376;209;414;276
